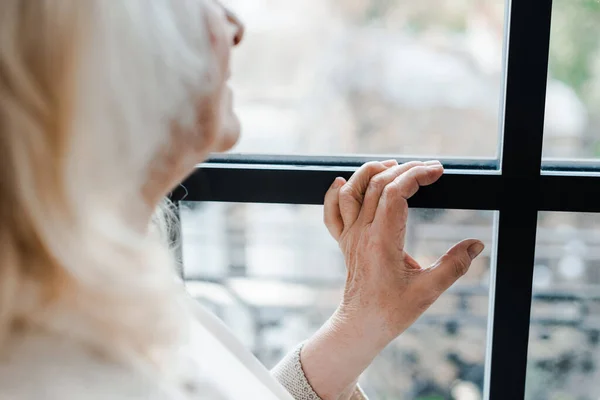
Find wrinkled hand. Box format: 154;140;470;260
324;160;484;344
300;160;484;400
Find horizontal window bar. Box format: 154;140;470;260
174;164;600;213
173;164;502;210
539;174;600;212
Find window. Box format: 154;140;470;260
171;1;600;399
527;213;600;399
542;0;600;160
181;205;495;398
226;0;505;158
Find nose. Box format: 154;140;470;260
224;8;244;46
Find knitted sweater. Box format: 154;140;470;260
273;344;368;400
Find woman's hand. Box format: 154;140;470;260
326;159;484;341
301;160;485;400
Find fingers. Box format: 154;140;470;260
358;161;439;225
424;239;485;293
324;177;346;240
372;163;444;243
380;160;398;167
338;160;397;228
393;163;444;200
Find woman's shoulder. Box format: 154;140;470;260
0;331;190;400
0;298;289;400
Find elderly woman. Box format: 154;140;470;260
0;1;484;399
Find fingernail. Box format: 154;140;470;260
467;242;485;260
381;159;398;166
425;160;442;166
333;177;345;188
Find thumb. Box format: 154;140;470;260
426;239;484;293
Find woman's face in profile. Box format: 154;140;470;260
202;0;244;153
146;1;245;203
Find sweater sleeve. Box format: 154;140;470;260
270;344;368;400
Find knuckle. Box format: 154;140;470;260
341;184;364;206
339;185;354;200
367;177;385;194
382;183;400;200
452;254;471;278
365;160;382;168
364;161;384;175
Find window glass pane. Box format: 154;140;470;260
527;212;600;399
542;0;600;160
224;0;505;158
181;202;495;398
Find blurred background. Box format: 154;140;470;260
222;0;600;160
182;1;600;399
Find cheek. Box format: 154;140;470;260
144;93;222;198
155;4;235;166
169;93;223;164
209;33;230;76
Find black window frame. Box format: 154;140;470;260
170;1;600;398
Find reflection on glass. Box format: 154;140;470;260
543;0;600;160
527;213;600;399
181;202;495;399
223;0;505;158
